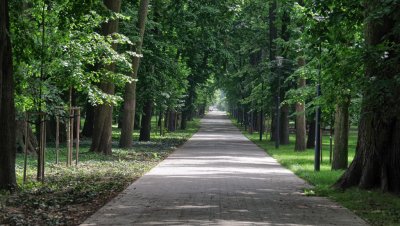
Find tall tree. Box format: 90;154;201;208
334;1;400;192
295;59;306;151
82;102;94;137
90;0;121;155
269;0;278;142
139;100;152;141
0;0;16;191
119;0;149;148
278;5;292;145
306;118;316;148
332;97;350;169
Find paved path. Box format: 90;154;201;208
83;111;367;226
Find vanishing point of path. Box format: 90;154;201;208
83;111;367;226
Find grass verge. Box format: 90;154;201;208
233;120;400;226
0;118;200;225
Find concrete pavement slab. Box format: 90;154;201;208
82;111;367;226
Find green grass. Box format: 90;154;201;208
0;118;201;225
233;120;400;226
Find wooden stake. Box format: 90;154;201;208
23;113;29;184
38;115;45;182
42;115;46;181
329;126;333;164
56;116;59;164
70;109;74;166
160;112;164;136
76;108;80;166
66;111;71;167
320;128;323;163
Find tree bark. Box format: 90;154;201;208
82;101;94;137
280;104;290;145
0;0;16;191
307;119;316;149
181;81;195;130
139;100;153;141
119;0;149;148
253;111;259;131
269;0;277;142
270;110;277;141
334;1;400;192
91;84;115;155
16;121;37;154
295;90;306;151
180;109;187;130
332;98;350;170
269;0;277;62
167;110;176;132
279;6;291;146
90;0;121;155
135;112;141;130
295;58;307;151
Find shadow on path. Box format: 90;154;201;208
82;111;367;226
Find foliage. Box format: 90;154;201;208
234;118;400;226
10;0;133;115
0;118;200;225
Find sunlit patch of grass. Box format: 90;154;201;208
233;119;400;226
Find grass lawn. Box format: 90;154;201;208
0;118;200;225
233;120;400;226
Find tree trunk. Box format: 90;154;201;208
16;121;37;154
139;100;153;141
269;0;277;62
295;99;306;151
167;110;176;132
252;111;259;132
0;0;16;191
280;4;292;146
270;111;277;141
135;113;141;130
280;104;290;145
332;99;350;170
180;110;187;130
90;0;121;155
269;0;277;141
90;84;114;155
181;81;195;130
249;112;254;134
334;2;400;192
295;66;306;151
307;119;316;149
119;0;149;148
82;101;94;137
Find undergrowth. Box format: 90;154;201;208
0;118;200;225
233;119;400;226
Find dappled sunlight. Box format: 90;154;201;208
83;112;367;226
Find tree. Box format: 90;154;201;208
139;100;152;141
90;0;122;155
269;0;278;142
303;0;363;170
334;1;400;192
0;0;16;191
119;0;149;148
332;97;350;169
295;59;306;151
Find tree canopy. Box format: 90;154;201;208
1;0;400;194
